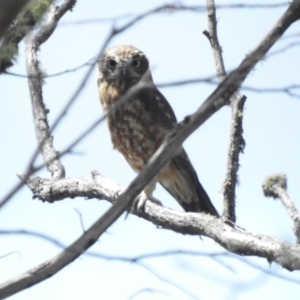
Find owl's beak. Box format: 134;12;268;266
119;66;127;77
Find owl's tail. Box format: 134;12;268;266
158;151;219;217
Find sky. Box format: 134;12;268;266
1;0;300;299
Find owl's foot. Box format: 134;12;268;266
115;188;162;214
135;192;162;212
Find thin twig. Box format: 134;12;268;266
267;41;300;57
2;228;299;286
128;288;169;300
137;261;199;300
74;208;86;233
0;251;21;261
5;57;96;78
204;0;226;81
162;79;300;99
58;2;290;27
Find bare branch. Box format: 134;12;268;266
5;57;96;78
58;2;290;26
204;0;226;81
222;96;246;223
204;0;247;224
14;172;300;271
25;1;76;180
159;78;300;99
263;173;300;244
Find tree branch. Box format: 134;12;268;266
2;172;300;297
263;173;300;244
204;0;247;224
25;1;76;180
222;95;246;223
14;172;300;271
204;0;226;82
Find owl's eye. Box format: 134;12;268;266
107;59;117;69
131;60;141;68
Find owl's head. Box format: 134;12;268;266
97;45;151;88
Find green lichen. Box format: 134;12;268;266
262;173;287;198
22;0;53;23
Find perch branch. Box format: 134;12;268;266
15;172;300;270
2;172;300;297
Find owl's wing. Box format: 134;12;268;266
139;87;177;130
139;86;218;216
160;149;219;216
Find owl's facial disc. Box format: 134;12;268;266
104;57;143;82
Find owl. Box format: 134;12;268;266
97;45;218;216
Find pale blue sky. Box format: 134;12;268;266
1;0;300;299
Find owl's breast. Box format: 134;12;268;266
107;98;169;171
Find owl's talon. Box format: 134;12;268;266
114;187;126;200
135;193;148;212
134;193;162;212
115;188;161;214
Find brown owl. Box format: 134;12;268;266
97;45;218;216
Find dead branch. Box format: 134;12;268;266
263;173;300;244
25;1;76;180
222;96;246;223
204;0;247;224
13;172;300;270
